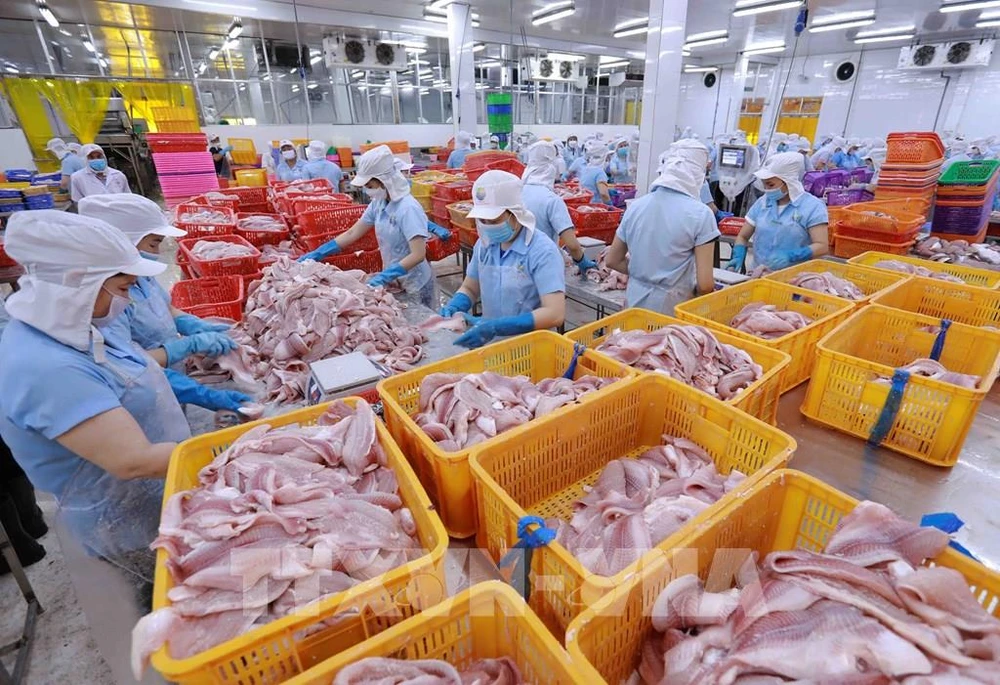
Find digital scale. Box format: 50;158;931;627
307;351;390;405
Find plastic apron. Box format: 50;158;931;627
374;201;436;308
58;331;191;583
752;201;811;271
625;264;696;317
130;277;179;352
478;227;544;320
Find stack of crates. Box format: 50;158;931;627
431;180;472;231
933;159;1000;242
148;133;219;205
874;132;944;205
829;200;927;258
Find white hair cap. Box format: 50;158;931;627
754;152;807;202
306;140;328;161
651;139;708;198
521;140;560;189
80;143;104;158
466;169;536;232
456;131;473;148
350;145;412;201
78;194;186;245
46;138;66;152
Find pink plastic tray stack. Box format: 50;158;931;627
153;150;219;202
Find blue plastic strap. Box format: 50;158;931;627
930;319;952;361
496;516;555;601
920;512;979;561
867;369;910;448
562;343;586;380
515;515;556;548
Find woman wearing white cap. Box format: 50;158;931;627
302;140;344;190
299;145;438;306
605;140;719;315
727;152;829;273
78;195;248;412
276;139;307;182
579;140;612;204
520;141;597;275
0;210;190;578
69;144;130;202
46;137;85;191
447;131;474;169
439;170;566;349
607;137;634;184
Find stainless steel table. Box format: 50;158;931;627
564;277;626;321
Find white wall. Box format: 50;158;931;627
0;128;39;172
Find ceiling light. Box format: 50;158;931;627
686;29;729;42
224;39;240;51
532;1;576;26
743;41;786;55
310;54;323;65
238;83;246;90
978;18;1000;26
809;9;876;33
427;0;453;8
854;25;915;43
612;16;648;37
682;48;692;56
940;0;1000;12
351;70;364;78
733;0;803;18
58;28;70;36
614;25;648;38
401;69;413;75
307;83;318;89
424;8;480;26
473;43;486;52
854;31;916;43
289;67;299;74
684;36;730;49
98;56;109;68
227;17;243;40
599;58;630;69
478;60;502;68
197;61;207;74
684;65;719;73
406;46;427;54
208;47;220;60
401;85;415;92
4;64;18;74
36;1;59;28
545;52;586;61
292;85;300;92
82;37;96;53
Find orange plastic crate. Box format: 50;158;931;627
764;259;909;305
885;132;945;165
433;181;473;202
833;230;915;259
297;205;368;239
484;158;526;177
174;202;236;239
235;212;290;247
170;275;245;322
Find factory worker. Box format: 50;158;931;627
77;195;248;413
47;137;84;191
208;134;232;179
298;145;437;307
809;138;836;171
520;141;597;275
969;139;988;160
832;143;862;170
69;144;130;203
488;134;500;150
447;131;474;169
276;139;307;182
0;210;190;580
580;140;612;204
302;140;344;190
439;170;565;349
728;152;828;273
859;150;886;192
551;140;568;178
67;142;82;157
606;140;718;315
607;137;634;184
796;139;814;172
564;134;583;167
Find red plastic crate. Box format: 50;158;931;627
235;213;290;247
426;236;459;262
147;133;207;153
297;204;368;236
189;193;241;212
485;158;526;177
433;181;473;202
179;234;261;277
0;241;17;268
568;205;625;234
226;186;270;209
272;178;333;194
561;191;594;208
299;224;379;252
321;248;383;274
719;217;746;236
174;203;237;239
170;275;245;322
290;197;353;217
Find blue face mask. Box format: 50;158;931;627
476;219;515;244
140;251;160;261
617;147;628;159
764;188;786;203
777;143;788;153
89;158;107;172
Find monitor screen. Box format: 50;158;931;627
719;145;747;169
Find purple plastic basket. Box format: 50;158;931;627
826;188;875;206
809;170;852;197
931;202;993;236
803;171;824;195
850;168;874;184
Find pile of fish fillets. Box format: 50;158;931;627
914;235;1000;267
730;303;813;340
413;372;616;451
131;400;422;677
638;501;1000;684
874;259;966;284
596;325;762;400
788;271;866;300
237;214;288;232
189;258;426;402
333;656;522;684
879;358;981;390
564;248;628;291
190;239;258;260
179;208;232;224
550;437;745;577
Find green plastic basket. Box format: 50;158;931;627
939;160;1000;186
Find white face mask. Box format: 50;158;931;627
282;149;297;160
93;287;130;327
365;187;387;202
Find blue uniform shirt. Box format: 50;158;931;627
0;319;153;499
360;194;434;298
579;165;609;204
700;181;714;205
616;186;719;314
608;155;633;184
563;145;583;168
447;148;472;169
303;159;344;190
520;184;574;244
746;192;828;270
565;157;586;181
468;227;565;319
830;151;862;170
61;153;85;179
277;159;308;182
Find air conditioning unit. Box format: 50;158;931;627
525;58;583;82
323;37;408;71
899;40;994;70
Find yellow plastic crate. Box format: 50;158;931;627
871;275;1000;328
674;279;855;393
377;331;636;539
0;182;30;189
566;469;1000;685
283;582;584;685
228;137;259;165
469;374;796;638
415;194;433;212
564;308;791;425
764;258;910;305
801;304;1000;467
151;399;449;685
849;251;1000;290
411;179;438;198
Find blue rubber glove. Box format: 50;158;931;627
427;221;452;241
439;292;473;318
164;369;253;411
298;239;341;262
726;244;748;273
174;313;230;335
455;312;535;349
163;332;238;366
771;246;814;270
715;210;734;223
368;262;407;288
574;254;598;275
222;145;234;155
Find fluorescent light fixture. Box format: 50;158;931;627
227;17;243;40
532;1;576;26
411;58;431;65
4;65;18;74
420;88;430;95
478;60;502;68
614;25;648;37
310;54;323;65
401;69;413;75
208;47;220;60
978;18;1000;26
424;8;480;26
82;37;96;53
182;0;258;12
223;39;240;50
351;69;364;78
855;32;915;43
809;10;876;33
599;59;630;69
427;0;453;8
197;62;207;74
854;26;915;43
307;83;318;89
684;35;730;49
682;48;691;56
940;0;1000;12
545;52;586;61
744;40;786;55
733;0;803;18
686;29;728;42
98;56;109;68
37;1;59;28
289;67;299;74
473;43;486;52
58;28;70;36
612;16;648;37
292;84;300;92
238;83;246;90
684;65;719;73
406;46;427;54
614;17;648;31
